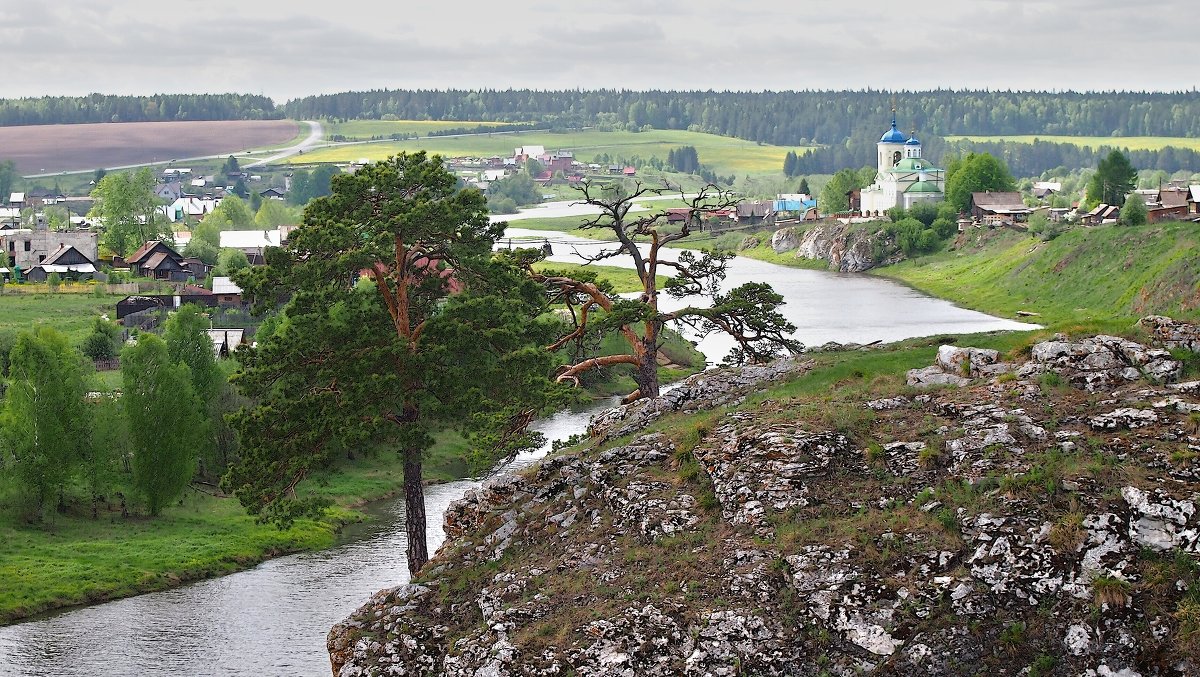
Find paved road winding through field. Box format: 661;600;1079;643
244;120;323;168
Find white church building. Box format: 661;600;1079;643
859;112;945;215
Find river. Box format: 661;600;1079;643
0;228;1035;676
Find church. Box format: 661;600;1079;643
858;111;945;215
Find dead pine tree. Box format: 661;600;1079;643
525;180;801;403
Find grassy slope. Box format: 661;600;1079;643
324;120;508;139
0;290;125;342
945;134;1200;152
290;128;813;176
877;222;1200;329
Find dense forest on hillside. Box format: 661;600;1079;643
0;94;281;126
281;89;1200;143
792;135;1200;176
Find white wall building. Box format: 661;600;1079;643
859;111;946;215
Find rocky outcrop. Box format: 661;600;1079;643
766;223;895;272
332;324;1200;677
909;333;1184;392
1140;315;1200;354
587;357;811;441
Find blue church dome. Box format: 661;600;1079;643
906;134;921;145
879;117;907;143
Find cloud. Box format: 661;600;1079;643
0;0;1195;101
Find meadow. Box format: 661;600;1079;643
944;134;1200;152
291;127;814;176
324;119;511;139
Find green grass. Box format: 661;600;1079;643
0;430;470;624
324;119;510;140
290;128;814;176
0;490;333;623
0;290;123;342
875;221;1200;329
530;261;666;294
945;134;1200;152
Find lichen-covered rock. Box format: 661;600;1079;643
1027;334;1182;391
587;357;810;441
1140;315;1200;353
794;223;889;272
332;328;1200;677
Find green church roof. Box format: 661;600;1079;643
889;158;941;172
905;180;942;194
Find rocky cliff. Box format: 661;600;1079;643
329;318;1200;676
769;223;894;273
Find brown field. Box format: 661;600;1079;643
1;120;301;175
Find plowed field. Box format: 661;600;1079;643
2;120;301;175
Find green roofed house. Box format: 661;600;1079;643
859;107;946;216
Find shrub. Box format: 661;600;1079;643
46;272;61;292
1092;574;1131;608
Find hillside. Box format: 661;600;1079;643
330;320;1200;675
879;222;1200;328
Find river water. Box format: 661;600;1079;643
0;228;1035;677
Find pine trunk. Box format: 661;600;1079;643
403;449;428;574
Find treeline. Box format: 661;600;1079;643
0;93;281;126
281;89;1200;144
790;136;1200;178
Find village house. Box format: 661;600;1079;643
211;276;244;305
206;328;246;359
1081;203;1120;226
23;244;97;282
219;227;287;265
970;192;1032;226
125;240;191;281
259;187;286;200
1144;187;1191;224
0;227;99;270
156;181;184;201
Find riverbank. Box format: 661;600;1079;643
735;219;1200;333
0;434;473;625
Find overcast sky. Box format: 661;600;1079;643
4;0;1196;103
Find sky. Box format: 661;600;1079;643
4;0;1197;103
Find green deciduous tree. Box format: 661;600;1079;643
1120;194;1147;226
0;160;17;203
121;334;203;516
819;168;867;214
254;199;299;229
944;152;1017;212
80;316;122;361
1087;150;1138;208
214;248;250;277
89;168;169;258
165;304;221;407
183;238;219;265
208;195;255;229
224;152;558;573
0;328;92;518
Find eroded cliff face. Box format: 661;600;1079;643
330;319;1200;677
770;224;894;273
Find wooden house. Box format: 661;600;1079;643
127;240;190;281
24;244;97;282
970;192;1031;225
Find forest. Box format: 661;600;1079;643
0;93;281;126
280;89;1200;143
789;135;1200;177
